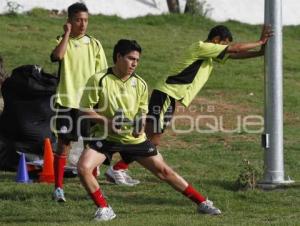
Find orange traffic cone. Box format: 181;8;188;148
39;138;55;183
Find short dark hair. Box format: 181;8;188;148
113;39;142;63
68;2;88;19
207;25;233;42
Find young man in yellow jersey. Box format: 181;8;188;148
78;39;221;221
108;25;273;184
50;2;107;202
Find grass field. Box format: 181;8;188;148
0;10;300;226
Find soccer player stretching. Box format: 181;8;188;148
78;39;221;221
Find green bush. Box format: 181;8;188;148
27;8;50;17
235;159;261;190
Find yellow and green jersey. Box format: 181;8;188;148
53;34;107;109
156;41;229;107
80;68;148;144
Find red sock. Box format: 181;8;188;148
113;160;129;170
92;167;98;178
54;154;66;189
182;185;206;204
90;189;108;208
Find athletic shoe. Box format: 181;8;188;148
105;166;140;186
94;206;116;221
198;199;221;215
52;187;66;202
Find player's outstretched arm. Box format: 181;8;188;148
227;25;273;59
228;45;265;59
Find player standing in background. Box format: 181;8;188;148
50;2;107;202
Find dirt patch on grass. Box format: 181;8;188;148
159;129;260;151
173;96;262;129
159;95;263;149
284;112;300;124
159;131;193;150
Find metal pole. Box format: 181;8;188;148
260;0;294;186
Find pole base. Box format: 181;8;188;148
257;177;295;190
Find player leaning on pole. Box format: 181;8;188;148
78;39;222;221
107;25;273;184
50;2;107;202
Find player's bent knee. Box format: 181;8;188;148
77;162;92;177
157;166;176;181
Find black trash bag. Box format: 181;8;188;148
0;136;19;171
0;65;58;165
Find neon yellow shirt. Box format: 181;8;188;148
156;41;228;107
54;35;107;109
80;68;148;144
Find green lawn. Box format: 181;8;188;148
0;10;299;226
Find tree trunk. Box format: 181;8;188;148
166;0;180;13
184;0;197;13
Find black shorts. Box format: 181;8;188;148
147;89;176;134
55;105;90;143
87;139;157;165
